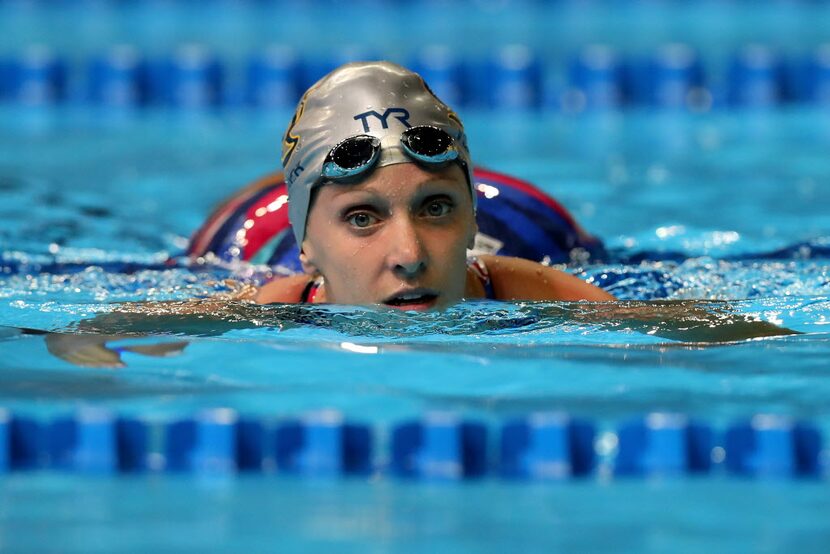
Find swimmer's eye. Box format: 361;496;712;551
423;198;453;218
346;211;379;229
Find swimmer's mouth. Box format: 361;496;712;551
382;289;440;311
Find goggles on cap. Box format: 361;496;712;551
321;125;460;181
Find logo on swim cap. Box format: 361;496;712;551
353;107;412;132
282;109;302;167
282;84;320;167
447;111;463;130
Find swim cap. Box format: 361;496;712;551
281;61;474;246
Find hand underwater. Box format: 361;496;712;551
45;332;188;369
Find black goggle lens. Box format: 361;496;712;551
401;126;453;157
329;135;379;170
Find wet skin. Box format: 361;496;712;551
299;163;477;311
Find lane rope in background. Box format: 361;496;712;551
2;408;826;480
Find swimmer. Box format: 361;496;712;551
235;61;614;308
42;61;798;367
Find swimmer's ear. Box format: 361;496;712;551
299;242;320;274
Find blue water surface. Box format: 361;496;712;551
1;104;830;552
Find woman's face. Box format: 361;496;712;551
301;163;477;310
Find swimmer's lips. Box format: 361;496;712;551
381;288;440;311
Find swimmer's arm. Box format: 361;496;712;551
44;280;277;368
481;256;797;341
64;278;258;334
44;332;189;368
481;255;616;302
532;300;799;342
54;275;303;340
569;300;800;342
44;297;257;368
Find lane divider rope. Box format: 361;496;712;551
1;408;826;480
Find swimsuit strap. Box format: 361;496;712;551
468;256;496;300
300;275;325;303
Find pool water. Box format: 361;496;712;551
1;103;829;551
2;477;829;553
5;0;830;543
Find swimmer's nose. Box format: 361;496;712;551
388;217;427;278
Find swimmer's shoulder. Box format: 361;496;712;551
254;274;315;304
478;254;616;302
